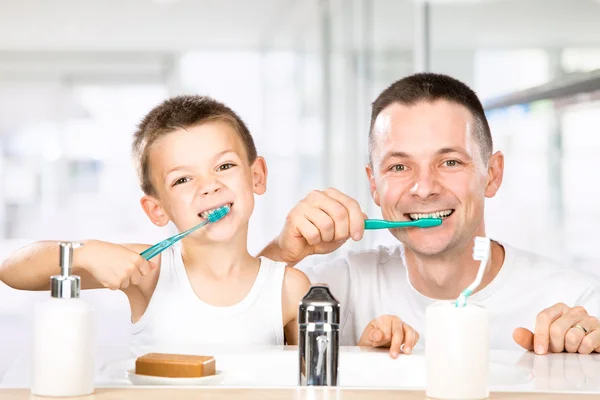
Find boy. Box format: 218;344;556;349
0;95;311;355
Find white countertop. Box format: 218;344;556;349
2;344;600;394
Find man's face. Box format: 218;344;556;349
366;100;503;257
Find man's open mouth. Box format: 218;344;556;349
198;203;233;219
405;209;454;221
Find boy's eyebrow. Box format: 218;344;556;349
165;150;240;176
212;149;237;161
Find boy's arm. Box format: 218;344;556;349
282;267;311;345
0;240;156;291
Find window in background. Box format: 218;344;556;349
560;100;600;275
562;48;600;73
474;50;550;100
0;83;168;243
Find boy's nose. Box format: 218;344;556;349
200;180;222;196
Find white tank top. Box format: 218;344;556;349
129;243;286;357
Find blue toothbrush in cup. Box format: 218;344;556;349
140;205;230;260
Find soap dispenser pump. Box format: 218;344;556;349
31;242;95;397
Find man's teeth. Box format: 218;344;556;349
409;210;453;220
200;203;232;219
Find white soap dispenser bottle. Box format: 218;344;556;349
31;242;95;397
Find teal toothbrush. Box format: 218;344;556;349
364;218;442;230
140;205;230;260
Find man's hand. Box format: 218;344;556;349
358;315;420;359
513;303;600;354
264;188;366;265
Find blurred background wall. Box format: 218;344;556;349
1;0;600;377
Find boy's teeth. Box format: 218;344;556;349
200;204;232;219
409;209;453;220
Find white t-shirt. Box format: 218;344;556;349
298;241;600;351
130;243;286;357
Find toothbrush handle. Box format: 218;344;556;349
140;240;172;260
140;220;209;260
364;220;394;230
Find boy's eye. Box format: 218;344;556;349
173;177;190;186
218;163;235;171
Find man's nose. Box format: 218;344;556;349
409;168;441;200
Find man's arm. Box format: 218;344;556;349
257;188;366;267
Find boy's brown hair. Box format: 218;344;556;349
132;95;257;196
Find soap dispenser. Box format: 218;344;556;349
31;242;95;397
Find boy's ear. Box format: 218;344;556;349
140;195;170;227
251;156;268;195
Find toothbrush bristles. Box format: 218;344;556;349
206;205;230;223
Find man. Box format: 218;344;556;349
260;73;600;358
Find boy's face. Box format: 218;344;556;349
141;120;267;243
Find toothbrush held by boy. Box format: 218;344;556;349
0;95;311;352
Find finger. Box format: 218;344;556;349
293;216;323;246
513;327;534;351
548;306;588;353
565;327;586;353
120;276;131;289
402;324;419;354
534;303;569;354
302;206;338;243
316;189;351;242
129;269;142;286
373;316;393;346
389;318;405;358
136;258;153;276
323;187;365;241
578;322;600;355
370;328;383;343
357;324;378;347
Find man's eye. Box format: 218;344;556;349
391;164;405;172
445;160;460;167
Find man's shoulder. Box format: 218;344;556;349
502;241;598;285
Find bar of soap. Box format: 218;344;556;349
135;353;216;378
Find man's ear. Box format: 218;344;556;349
140;195;170;227
485;151;504;198
251;156;268;195
366;163;381;206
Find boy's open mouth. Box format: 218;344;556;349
405;209;454;221
198;203;233;219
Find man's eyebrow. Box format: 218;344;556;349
437;147;472;158
381;151;411;159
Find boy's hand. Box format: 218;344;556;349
76;240;157;290
358;315;420;359
272;188;366;265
